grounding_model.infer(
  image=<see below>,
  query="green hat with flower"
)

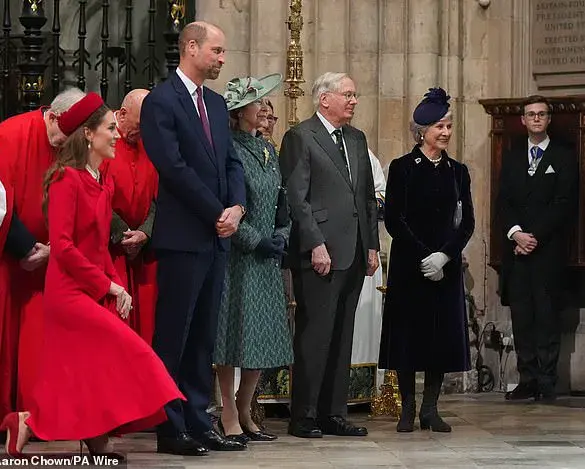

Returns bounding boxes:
[224,73,283,111]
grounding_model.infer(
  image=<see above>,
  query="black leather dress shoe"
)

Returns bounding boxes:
[218,420,250,445]
[536,385,557,404]
[241,423,278,441]
[157,432,209,456]
[505,382,538,401]
[195,429,247,451]
[288,419,323,438]
[319,416,368,436]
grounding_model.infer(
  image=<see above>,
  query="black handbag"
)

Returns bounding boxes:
[275,185,289,229]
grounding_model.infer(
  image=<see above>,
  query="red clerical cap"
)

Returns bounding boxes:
[57,92,105,136]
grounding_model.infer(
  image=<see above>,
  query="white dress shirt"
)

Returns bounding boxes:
[176,66,209,120]
[316,111,352,181]
[507,135,551,240]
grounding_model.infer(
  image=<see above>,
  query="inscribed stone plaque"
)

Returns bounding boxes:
[533,1,585,84]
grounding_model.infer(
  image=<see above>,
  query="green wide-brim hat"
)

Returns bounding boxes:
[224,73,283,111]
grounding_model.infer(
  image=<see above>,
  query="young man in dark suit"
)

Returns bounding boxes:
[140,22,246,455]
[280,72,380,438]
[498,95,578,402]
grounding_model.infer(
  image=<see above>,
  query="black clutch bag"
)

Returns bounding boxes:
[275,185,289,229]
[376,197,385,221]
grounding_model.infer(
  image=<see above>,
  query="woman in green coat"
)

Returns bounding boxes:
[214,74,293,443]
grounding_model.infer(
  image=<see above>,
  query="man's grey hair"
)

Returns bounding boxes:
[312,72,350,108]
[410,110,453,143]
[48,88,86,114]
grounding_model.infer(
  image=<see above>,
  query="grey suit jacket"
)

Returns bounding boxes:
[279,113,379,270]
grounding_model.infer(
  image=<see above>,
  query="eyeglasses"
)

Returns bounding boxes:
[524,111,550,120]
[330,91,359,101]
[267,115,278,123]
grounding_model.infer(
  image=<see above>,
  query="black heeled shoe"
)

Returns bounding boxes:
[419,412,451,433]
[81,439,126,462]
[396,400,416,433]
[240,422,278,441]
[217,420,250,445]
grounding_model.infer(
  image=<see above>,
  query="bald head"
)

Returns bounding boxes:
[118,88,150,144]
[121,88,149,111]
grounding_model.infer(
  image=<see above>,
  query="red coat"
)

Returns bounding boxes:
[0,110,54,418]
[102,137,159,344]
[26,167,182,440]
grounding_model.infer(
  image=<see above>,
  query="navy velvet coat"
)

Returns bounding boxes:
[378,146,475,372]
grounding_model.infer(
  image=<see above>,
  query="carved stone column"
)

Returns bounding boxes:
[197,0,250,92]
[348,0,378,148]
[406,0,440,116]
[378,0,408,166]
[251,0,287,137]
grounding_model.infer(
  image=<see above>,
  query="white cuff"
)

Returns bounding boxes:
[507,225,522,240]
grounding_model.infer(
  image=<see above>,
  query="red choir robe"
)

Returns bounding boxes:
[0,179,12,250]
[0,176,14,421]
[102,137,158,345]
[0,110,56,418]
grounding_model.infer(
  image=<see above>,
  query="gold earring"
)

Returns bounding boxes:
[88,141,92,149]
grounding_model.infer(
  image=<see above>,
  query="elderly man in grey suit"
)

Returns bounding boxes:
[280,72,380,438]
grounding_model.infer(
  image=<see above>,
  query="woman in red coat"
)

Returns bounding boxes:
[0,93,184,458]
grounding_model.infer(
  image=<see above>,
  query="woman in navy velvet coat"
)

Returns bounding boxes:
[378,88,475,434]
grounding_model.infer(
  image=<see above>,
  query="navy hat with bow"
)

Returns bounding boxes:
[413,87,451,125]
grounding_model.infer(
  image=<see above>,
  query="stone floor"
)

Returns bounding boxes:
[3,393,585,468]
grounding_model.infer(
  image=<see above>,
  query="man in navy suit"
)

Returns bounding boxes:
[140,21,247,455]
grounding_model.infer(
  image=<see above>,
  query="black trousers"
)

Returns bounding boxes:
[290,244,365,421]
[153,248,227,437]
[508,258,561,388]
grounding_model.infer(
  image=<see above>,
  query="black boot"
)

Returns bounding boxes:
[419,371,451,433]
[396,370,416,433]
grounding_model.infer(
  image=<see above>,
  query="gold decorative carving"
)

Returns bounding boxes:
[284,0,305,128]
[168,0,185,27]
[21,75,44,96]
[370,370,401,419]
[28,0,42,13]
[370,285,401,419]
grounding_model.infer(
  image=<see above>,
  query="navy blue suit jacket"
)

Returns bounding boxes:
[140,72,246,252]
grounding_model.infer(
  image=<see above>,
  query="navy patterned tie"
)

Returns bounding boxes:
[332,129,350,178]
[528,146,543,176]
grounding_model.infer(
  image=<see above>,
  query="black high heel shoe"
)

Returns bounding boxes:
[217,420,250,445]
[81,439,126,462]
[419,412,451,433]
[240,422,278,442]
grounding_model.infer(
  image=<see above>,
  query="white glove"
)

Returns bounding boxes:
[426,269,444,282]
[421,252,450,277]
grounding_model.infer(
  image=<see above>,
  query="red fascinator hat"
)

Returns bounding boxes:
[57,92,105,136]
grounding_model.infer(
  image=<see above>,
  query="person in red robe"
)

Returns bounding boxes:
[0,88,87,424]
[102,89,159,344]
[0,93,185,458]
[0,179,11,252]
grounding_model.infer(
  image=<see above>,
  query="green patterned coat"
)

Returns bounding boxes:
[214,131,293,369]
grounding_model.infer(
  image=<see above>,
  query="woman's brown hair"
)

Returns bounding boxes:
[42,104,110,217]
